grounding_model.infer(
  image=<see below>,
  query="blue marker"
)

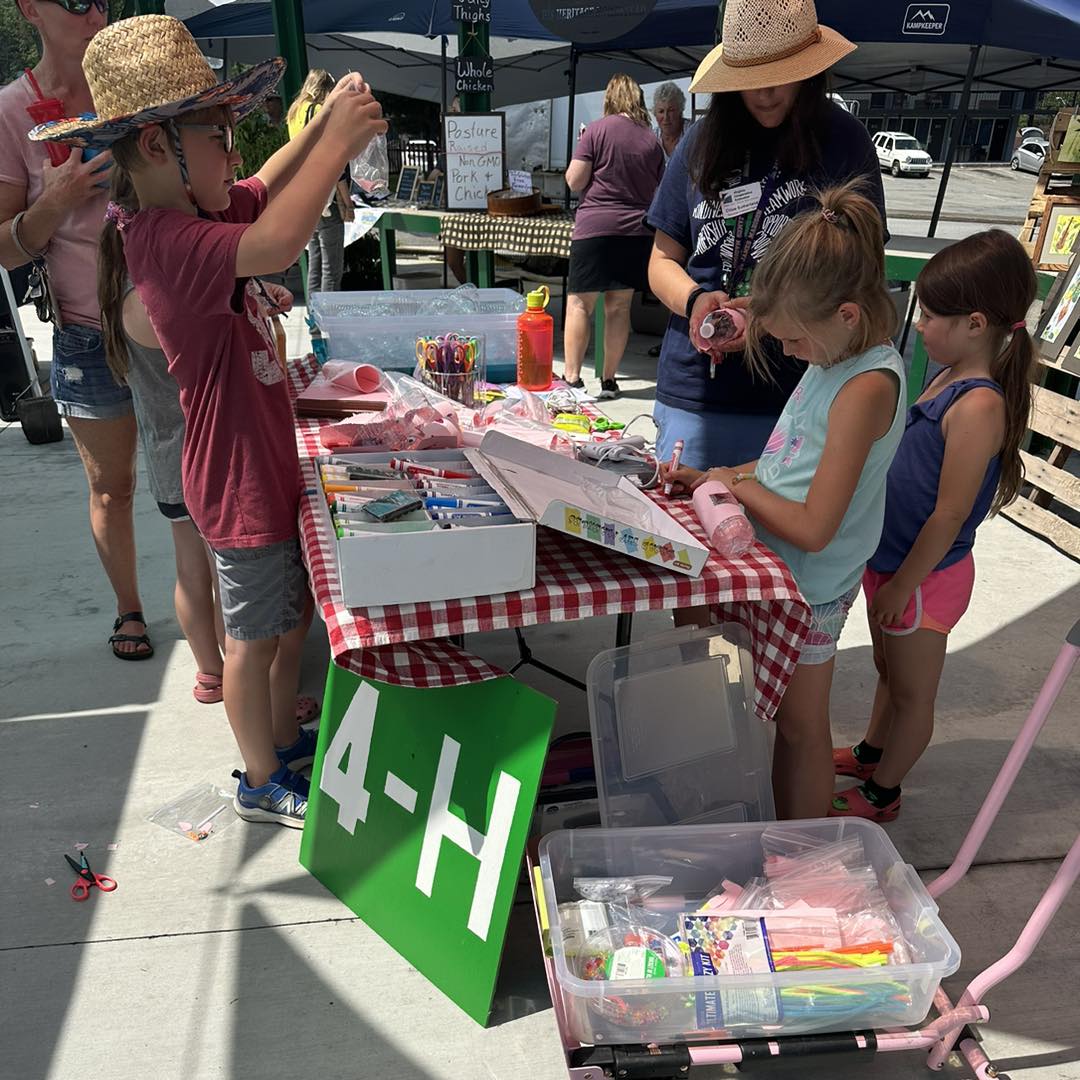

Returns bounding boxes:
[424,497,507,510]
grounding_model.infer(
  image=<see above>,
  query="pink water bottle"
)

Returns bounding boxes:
[692,479,755,558]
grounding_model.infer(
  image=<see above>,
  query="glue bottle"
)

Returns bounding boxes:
[691,479,755,558]
[516,285,553,391]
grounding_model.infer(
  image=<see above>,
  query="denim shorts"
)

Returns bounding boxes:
[211,538,310,641]
[51,323,133,420]
[799,584,860,666]
[653,400,779,471]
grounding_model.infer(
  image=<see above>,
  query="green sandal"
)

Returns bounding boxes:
[109,611,154,661]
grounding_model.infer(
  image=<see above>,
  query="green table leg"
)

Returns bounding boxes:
[378,225,397,291]
[909,332,929,404]
[478,251,494,289]
[593,296,606,381]
[465,251,480,286]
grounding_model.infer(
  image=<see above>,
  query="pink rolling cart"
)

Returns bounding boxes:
[530,620,1080,1080]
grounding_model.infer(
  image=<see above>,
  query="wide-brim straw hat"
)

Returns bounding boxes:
[691,0,856,94]
[29,15,284,149]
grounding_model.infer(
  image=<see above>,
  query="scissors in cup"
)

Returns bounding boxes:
[65,852,117,902]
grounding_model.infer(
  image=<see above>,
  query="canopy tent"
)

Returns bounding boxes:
[185,0,1080,231]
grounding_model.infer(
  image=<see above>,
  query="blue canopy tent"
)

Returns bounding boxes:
[187,0,1080,233]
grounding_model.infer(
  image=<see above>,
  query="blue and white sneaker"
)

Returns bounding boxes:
[232,766,309,828]
[274,727,319,771]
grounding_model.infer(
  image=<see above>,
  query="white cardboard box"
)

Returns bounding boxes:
[320,433,708,609]
[318,448,537,608]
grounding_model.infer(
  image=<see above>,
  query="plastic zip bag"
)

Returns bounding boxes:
[351,133,389,199]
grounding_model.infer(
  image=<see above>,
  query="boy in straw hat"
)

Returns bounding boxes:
[32,15,388,828]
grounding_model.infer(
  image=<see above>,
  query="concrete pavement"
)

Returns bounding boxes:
[2,318,1078,1079]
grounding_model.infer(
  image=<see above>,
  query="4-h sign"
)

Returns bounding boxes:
[300,665,556,1023]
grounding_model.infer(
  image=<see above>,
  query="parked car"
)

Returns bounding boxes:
[872,131,933,177]
[1011,137,1050,174]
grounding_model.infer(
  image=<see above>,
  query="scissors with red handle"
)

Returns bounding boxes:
[65,852,117,901]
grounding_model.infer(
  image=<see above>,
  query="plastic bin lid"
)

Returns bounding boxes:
[586,624,774,828]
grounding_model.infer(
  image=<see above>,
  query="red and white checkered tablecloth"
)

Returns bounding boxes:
[289,357,810,721]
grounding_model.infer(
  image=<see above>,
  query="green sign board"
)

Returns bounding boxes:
[300,663,556,1024]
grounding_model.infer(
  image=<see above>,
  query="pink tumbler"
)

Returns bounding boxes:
[692,479,755,558]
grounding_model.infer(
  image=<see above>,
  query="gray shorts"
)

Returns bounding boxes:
[211,539,309,641]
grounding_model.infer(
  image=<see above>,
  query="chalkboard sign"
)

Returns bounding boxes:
[433,175,445,208]
[396,166,419,201]
[416,180,437,208]
[455,55,495,95]
[444,113,505,211]
[528,0,656,43]
[453,0,491,23]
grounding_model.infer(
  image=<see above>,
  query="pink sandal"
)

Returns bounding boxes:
[194,672,224,704]
[833,744,877,781]
[193,675,319,725]
[830,784,901,822]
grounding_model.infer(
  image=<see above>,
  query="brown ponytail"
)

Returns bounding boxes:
[97,133,142,383]
[746,181,895,379]
[914,229,1036,514]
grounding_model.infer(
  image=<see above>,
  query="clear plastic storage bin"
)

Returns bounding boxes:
[587,625,774,828]
[539,820,961,1045]
[309,288,521,369]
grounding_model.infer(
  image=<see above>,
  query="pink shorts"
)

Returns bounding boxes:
[862,552,975,636]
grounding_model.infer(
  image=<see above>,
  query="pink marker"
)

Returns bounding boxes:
[663,438,684,497]
[387,458,473,480]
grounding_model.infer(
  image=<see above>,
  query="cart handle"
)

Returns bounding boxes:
[926,627,1078,901]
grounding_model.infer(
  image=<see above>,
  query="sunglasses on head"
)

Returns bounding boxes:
[177,123,236,153]
[42,0,108,15]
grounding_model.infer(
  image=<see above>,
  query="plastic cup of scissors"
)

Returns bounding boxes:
[65,852,118,901]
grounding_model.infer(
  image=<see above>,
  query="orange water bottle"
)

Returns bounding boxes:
[517,285,553,391]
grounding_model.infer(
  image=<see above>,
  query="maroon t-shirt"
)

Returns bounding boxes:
[571,114,664,241]
[124,178,302,549]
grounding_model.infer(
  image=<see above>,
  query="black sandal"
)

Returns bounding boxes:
[109,611,154,661]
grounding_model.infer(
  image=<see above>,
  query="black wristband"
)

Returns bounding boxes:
[684,286,706,322]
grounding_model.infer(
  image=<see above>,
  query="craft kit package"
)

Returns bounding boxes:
[318,431,709,607]
[538,820,961,1046]
[588,625,773,828]
[309,288,520,369]
[468,431,709,577]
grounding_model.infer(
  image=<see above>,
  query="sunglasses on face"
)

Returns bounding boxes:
[178,123,236,153]
[41,0,108,15]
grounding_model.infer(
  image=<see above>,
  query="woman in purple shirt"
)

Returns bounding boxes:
[563,74,664,399]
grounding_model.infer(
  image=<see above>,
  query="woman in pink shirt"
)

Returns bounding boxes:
[564,74,664,399]
[0,0,152,660]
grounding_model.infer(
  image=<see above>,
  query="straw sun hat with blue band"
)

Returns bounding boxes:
[28,14,284,149]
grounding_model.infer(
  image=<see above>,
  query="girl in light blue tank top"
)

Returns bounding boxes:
[663,184,905,819]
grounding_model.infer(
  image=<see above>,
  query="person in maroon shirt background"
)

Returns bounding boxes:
[563,74,664,399]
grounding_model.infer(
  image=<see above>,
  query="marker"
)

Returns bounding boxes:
[438,514,518,528]
[431,508,510,521]
[388,458,473,480]
[663,438,684,497]
[424,497,507,509]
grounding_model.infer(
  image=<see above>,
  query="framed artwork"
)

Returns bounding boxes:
[1034,249,1080,358]
[1034,197,1080,269]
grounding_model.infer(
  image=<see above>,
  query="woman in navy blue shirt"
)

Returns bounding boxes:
[647,0,888,469]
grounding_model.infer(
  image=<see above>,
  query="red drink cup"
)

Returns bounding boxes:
[26,97,70,165]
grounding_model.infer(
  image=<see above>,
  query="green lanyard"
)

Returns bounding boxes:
[726,159,781,297]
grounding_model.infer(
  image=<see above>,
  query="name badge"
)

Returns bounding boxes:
[722,181,763,218]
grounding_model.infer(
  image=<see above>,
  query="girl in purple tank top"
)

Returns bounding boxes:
[832,231,1038,822]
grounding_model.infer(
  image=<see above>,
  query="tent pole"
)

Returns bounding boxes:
[270,0,309,108]
[441,34,449,120]
[564,46,578,209]
[928,44,980,237]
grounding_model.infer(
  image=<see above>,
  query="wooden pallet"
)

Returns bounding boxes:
[1003,371,1080,560]
[1019,108,1080,265]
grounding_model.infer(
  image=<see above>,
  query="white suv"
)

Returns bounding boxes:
[873,131,933,177]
